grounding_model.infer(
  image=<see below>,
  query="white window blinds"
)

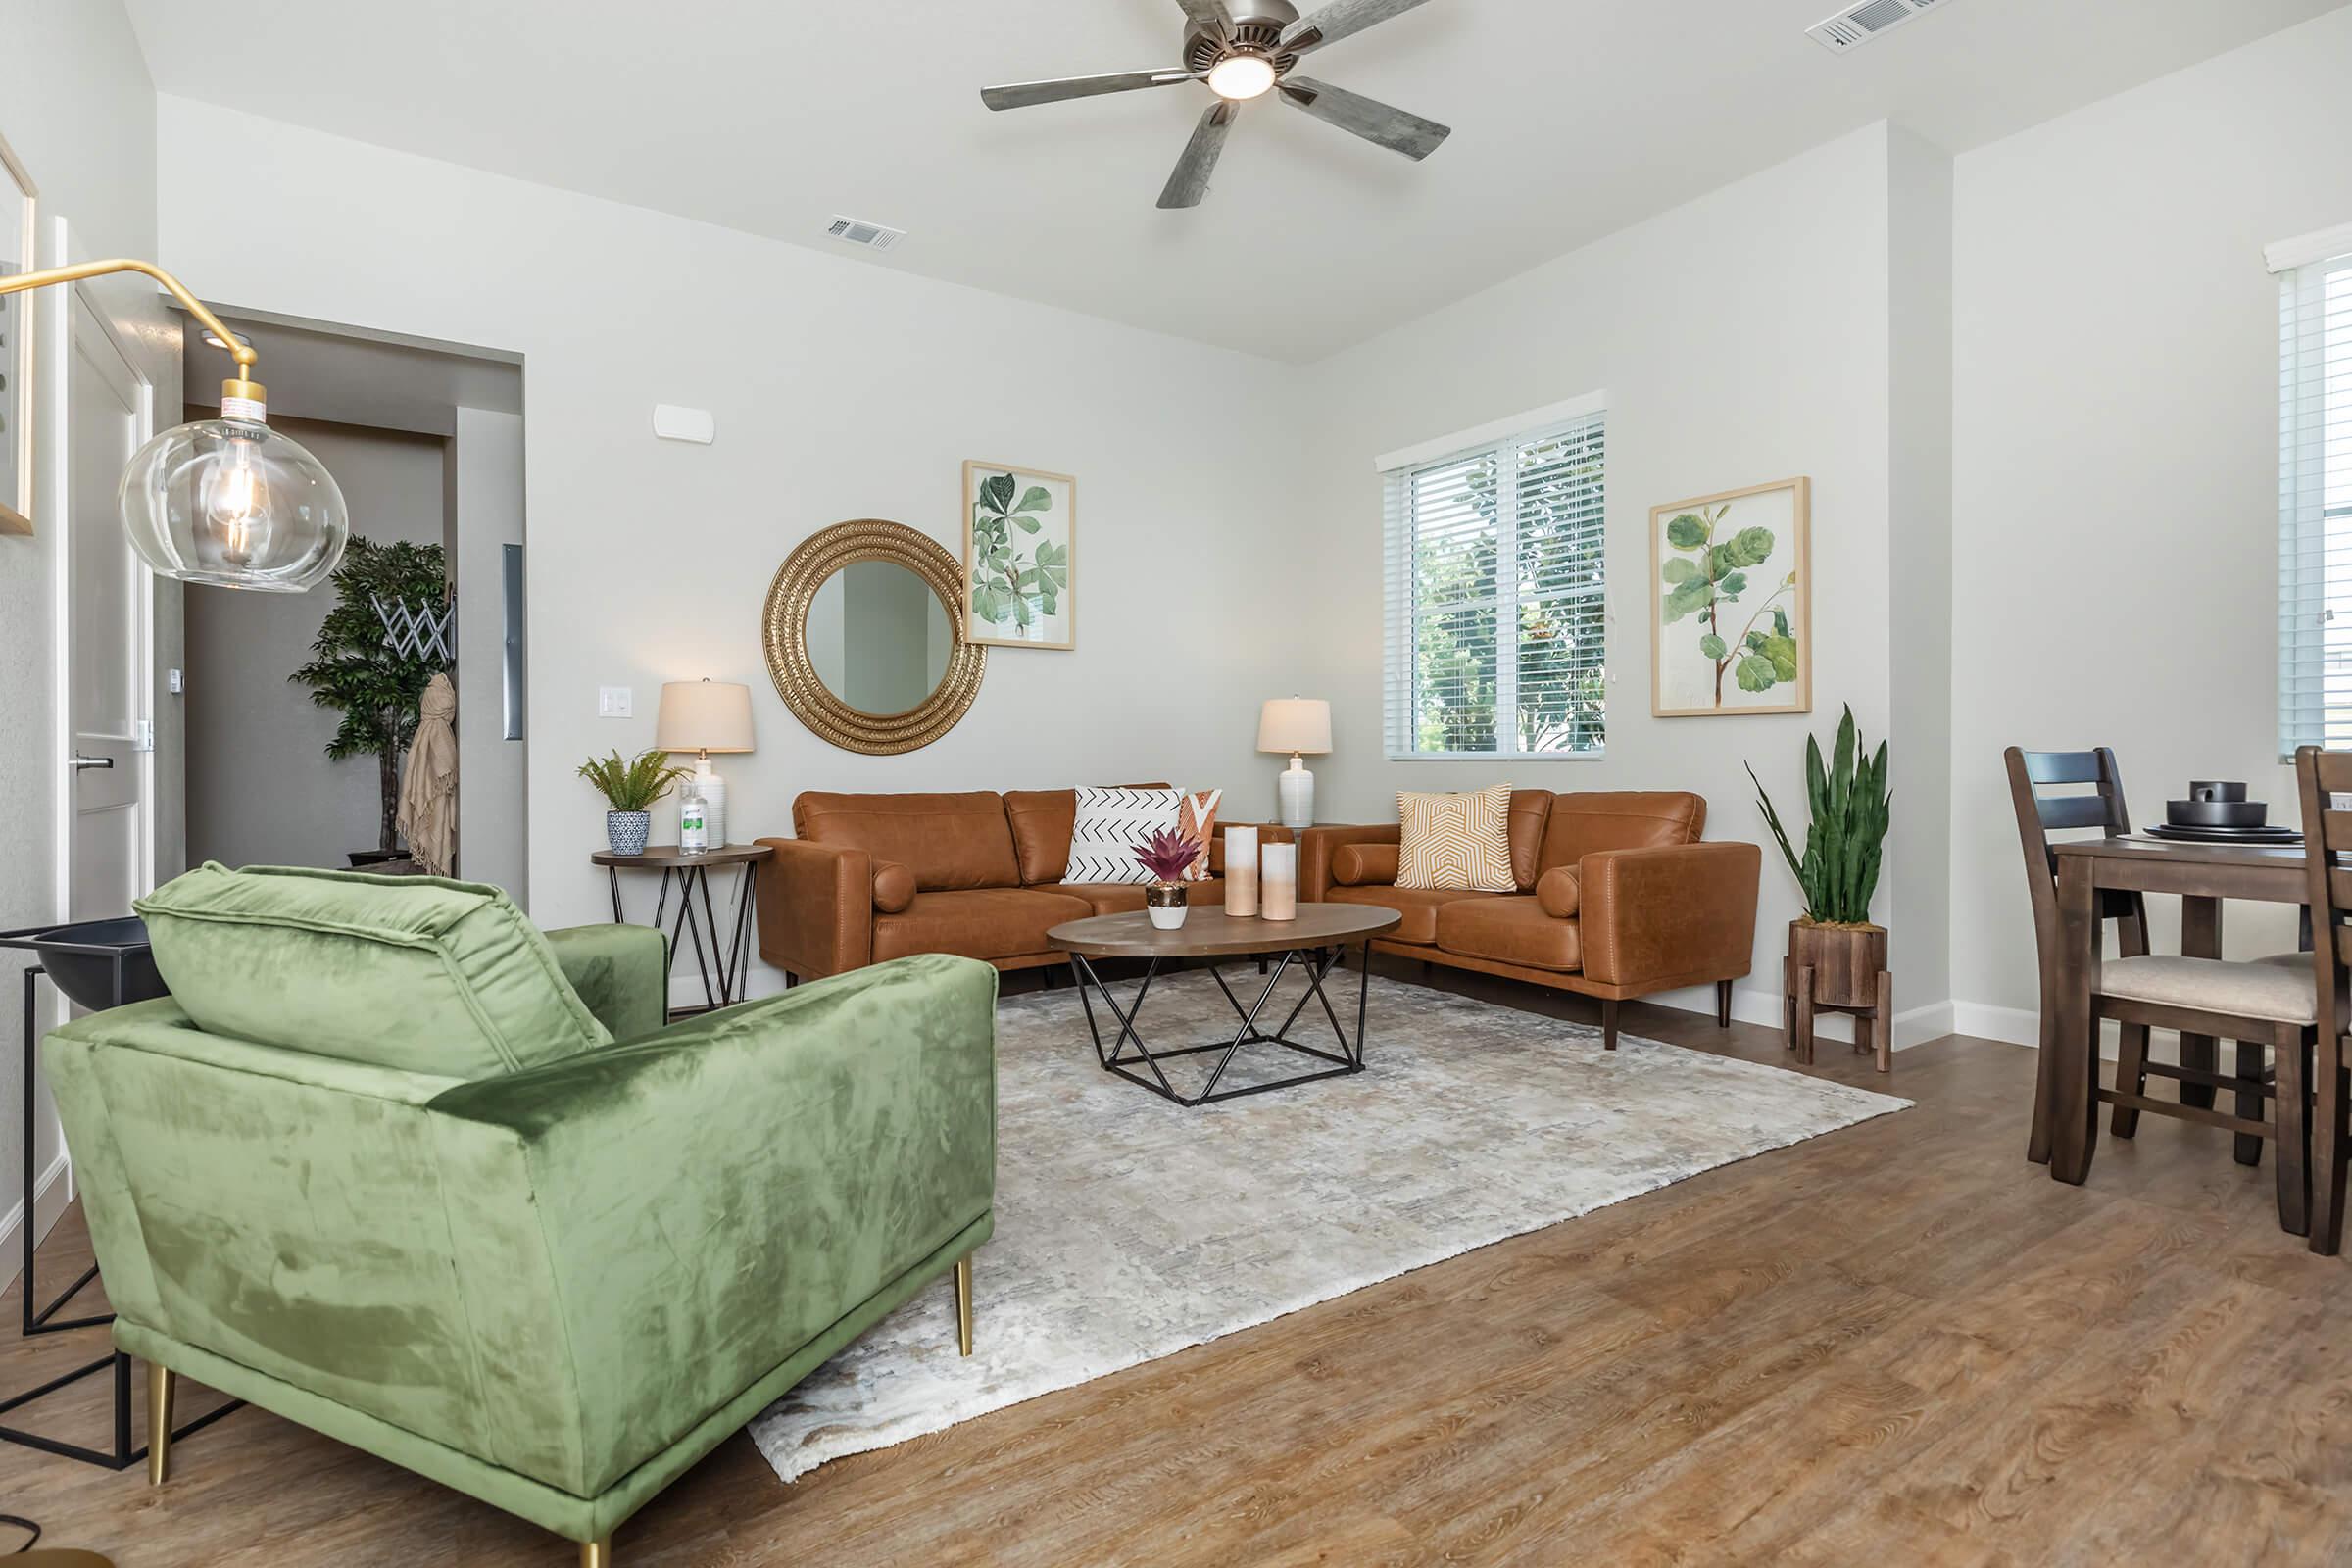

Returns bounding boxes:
[1382,403,1606,759]
[2279,245,2352,756]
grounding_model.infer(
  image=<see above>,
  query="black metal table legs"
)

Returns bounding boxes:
[1070,944,1373,1106]
[3,964,238,1469]
[605,860,760,1017]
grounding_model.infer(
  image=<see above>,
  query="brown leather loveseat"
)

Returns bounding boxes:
[754,787,1280,983]
[1298,790,1759,1049]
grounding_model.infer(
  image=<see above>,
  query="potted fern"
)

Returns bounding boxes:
[1747,706,1892,1020]
[578,749,691,856]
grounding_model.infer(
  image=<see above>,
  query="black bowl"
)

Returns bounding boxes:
[2167,799,2268,829]
[30,917,168,1010]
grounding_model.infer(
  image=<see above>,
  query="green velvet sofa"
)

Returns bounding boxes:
[40,863,999,1566]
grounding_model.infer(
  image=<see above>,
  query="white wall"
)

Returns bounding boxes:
[0,0,174,1289]
[185,417,449,869]
[1290,124,1944,1036]
[155,95,1308,970]
[1948,6,2352,1041]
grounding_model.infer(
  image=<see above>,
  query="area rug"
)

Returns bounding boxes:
[748,969,1909,1482]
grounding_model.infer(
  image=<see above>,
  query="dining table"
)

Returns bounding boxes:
[2040,834,2313,1189]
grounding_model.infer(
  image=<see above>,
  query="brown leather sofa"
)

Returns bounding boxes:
[754,787,1286,982]
[1298,790,1759,1049]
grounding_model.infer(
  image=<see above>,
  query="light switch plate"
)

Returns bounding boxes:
[599,686,633,718]
[652,404,715,444]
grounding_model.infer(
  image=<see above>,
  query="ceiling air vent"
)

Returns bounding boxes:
[1807,0,1947,52]
[824,215,905,252]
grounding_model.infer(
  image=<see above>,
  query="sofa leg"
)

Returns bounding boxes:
[1716,979,1733,1027]
[581,1537,612,1568]
[148,1361,175,1486]
[1601,999,1618,1052]
[783,971,798,990]
[955,1254,975,1356]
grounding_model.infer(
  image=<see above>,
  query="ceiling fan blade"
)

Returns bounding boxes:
[1158,100,1239,210]
[1280,0,1439,54]
[1174,0,1235,38]
[1279,75,1449,160]
[981,69,1194,111]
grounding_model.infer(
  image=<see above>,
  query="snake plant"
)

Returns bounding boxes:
[1746,706,1891,926]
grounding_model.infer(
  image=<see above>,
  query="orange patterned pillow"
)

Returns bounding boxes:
[1396,784,1515,891]
[1178,789,1222,882]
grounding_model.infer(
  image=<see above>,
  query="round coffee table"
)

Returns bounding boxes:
[1047,903,1402,1106]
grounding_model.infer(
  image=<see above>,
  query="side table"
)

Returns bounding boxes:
[593,843,772,1015]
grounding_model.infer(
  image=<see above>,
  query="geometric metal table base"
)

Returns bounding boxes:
[1070,943,1373,1106]
[601,857,760,1017]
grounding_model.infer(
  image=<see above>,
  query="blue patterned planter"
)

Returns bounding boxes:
[606,810,652,857]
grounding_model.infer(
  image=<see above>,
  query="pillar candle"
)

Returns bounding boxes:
[1261,841,1298,921]
[1224,825,1259,916]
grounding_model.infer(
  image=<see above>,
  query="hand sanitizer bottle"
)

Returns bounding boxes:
[679,785,709,854]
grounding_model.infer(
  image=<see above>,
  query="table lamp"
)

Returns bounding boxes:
[656,679,755,848]
[1258,697,1331,830]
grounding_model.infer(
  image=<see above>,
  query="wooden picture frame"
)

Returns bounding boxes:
[1649,476,1811,717]
[962,459,1075,651]
[0,130,36,537]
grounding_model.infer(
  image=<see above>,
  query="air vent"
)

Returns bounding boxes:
[824,215,906,252]
[1807,0,1947,52]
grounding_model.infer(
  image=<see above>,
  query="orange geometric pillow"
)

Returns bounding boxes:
[1396,783,1515,892]
[1178,789,1221,882]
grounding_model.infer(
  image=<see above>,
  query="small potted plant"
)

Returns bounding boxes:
[577,749,692,856]
[1135,827,1204,930]
[1747,705,1892,1027]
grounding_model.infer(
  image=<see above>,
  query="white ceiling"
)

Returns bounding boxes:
[124,0,2343,363]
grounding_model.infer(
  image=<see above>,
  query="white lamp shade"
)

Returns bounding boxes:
[655,680,756,753]
[1256,698,1332,756]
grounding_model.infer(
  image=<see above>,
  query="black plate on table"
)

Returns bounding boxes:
[2141,822,2303,845]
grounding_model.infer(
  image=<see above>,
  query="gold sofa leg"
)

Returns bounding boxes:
[955,1254,974,1356]
[148,1361,176,1486]
[580,1537,612,1567]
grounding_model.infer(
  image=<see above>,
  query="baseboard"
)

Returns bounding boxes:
[1948,1000,2210,1064]
[0,1150,73,1296]
[1654,982,1952,1054]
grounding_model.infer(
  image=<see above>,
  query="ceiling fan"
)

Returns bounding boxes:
[980,0,1449,209]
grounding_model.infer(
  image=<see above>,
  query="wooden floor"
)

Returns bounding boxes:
[8,960,2351,1566]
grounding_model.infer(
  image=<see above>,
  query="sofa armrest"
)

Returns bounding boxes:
[754,836,873,979]
[1298,824,1400,903]
[427,953,997,1500]
[543,923,668,1041]
[1578,841,1761,988]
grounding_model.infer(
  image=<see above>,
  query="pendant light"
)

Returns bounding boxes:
[0,259,348,592]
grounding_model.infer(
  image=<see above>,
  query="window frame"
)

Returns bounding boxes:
[1379,393,1609,762]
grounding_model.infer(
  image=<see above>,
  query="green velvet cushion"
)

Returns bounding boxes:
[136,861,610,1078]
[543,923,669,1041]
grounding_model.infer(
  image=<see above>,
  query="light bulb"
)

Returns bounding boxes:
[120,398,348,592]
[1207,54,1277,100]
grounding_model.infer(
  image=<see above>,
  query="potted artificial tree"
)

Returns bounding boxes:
[1747,707,1893,1066]
[290,536,451,868]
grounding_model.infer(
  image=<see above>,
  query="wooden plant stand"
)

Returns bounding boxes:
[1783,920,1892,1074]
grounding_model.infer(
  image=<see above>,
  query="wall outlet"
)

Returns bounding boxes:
[598,686,633,718]
[167,667,183,694]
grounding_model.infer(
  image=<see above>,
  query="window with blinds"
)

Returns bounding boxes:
[2278,242,2352,756]
[1382,403,1606,760]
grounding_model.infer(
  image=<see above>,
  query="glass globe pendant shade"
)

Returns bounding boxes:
[119,411,349,592]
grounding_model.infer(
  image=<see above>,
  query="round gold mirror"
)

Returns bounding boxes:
[762,520,986,754]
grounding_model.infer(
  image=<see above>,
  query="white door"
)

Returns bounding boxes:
[62,287,152,919]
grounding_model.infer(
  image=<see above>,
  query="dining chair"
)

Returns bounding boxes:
[2294,746,2352,1254]
[2007,746,2314,1233]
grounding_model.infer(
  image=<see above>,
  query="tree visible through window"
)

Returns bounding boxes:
[1384,408,1606,759]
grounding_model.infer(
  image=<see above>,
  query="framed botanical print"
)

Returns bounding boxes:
[962,460,1074,650]
[1650,476,1811,716]
[0,131,34,537]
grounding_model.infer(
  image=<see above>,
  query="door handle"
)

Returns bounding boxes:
[69,754,115,770]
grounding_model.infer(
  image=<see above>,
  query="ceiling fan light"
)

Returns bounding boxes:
[1206,54,1277,100]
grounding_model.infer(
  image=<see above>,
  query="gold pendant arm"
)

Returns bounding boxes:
[0,257,258,376]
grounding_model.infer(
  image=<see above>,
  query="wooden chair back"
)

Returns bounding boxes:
[2296,748,2352,1041]
[2003,747,2145,981]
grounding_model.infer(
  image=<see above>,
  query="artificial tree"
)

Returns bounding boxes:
[290,536,451,855]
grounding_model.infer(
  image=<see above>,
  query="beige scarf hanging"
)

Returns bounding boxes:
[397,671,460,877]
